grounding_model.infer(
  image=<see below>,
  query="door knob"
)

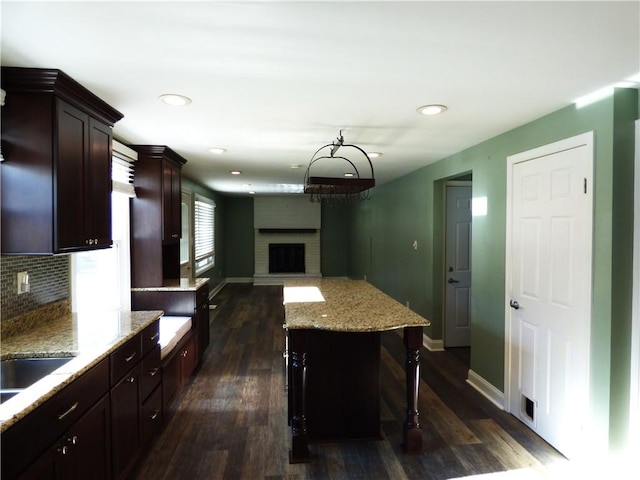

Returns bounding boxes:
[447,278,459,284]
[509,299,520,310]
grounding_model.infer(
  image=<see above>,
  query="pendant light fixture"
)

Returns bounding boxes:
[303,130,376,203]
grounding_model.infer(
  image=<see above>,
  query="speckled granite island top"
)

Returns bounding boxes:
[0,309,163,432]
[131,277,209,292]
[284,278,430,332]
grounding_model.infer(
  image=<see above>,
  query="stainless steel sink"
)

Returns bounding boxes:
[0,357,72,402]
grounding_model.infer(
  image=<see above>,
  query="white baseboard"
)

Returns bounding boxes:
[466,369,505,410]
[423,334,445,351]
[208,280,228,300]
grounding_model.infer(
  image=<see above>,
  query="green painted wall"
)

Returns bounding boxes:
[321,204,350,277]
[348,88,639,452]
[224,197,255,278]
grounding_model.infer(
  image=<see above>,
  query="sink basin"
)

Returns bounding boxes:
[0,357,72,402]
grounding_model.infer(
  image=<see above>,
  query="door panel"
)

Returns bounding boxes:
[445,184,472,347]
[507,134,592,459]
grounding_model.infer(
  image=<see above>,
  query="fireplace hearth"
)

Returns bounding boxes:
[269,243,305,274]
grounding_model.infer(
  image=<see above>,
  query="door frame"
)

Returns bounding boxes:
[504,132,594,429]
[443,180,472,347]
[630,120,640,450]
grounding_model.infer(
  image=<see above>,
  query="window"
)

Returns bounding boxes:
[194,194,215,274]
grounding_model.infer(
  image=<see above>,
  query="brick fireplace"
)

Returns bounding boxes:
[253,197,321,285]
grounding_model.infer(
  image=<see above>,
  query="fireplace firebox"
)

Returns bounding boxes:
[269,243,305,274]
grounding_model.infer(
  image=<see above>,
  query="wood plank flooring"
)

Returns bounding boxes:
[131,284,567,480]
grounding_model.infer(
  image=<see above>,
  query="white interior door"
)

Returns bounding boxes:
[445,183,472,347]
[506,132,593,460]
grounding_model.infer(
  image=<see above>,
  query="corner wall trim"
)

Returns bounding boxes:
[467,369,505,410]
[423,334,444,352]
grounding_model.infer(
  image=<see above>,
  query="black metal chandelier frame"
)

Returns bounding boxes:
[303,131,376,203]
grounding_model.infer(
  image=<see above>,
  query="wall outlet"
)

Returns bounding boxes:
[17,271,30,294]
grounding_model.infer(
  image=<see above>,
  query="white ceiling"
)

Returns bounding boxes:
[1,1,639,196]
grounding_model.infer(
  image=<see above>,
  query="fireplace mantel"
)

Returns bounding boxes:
[258,228,317,234]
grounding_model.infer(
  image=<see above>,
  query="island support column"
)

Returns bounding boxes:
[403,326,423,454]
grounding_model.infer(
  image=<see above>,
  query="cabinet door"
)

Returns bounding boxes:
[17,446,58,480]
[69,394,111,480]
[18,395,111,480]
[162,160,181,242]
[196,298,210,362]
[85,117,112,248]
[110,364,141,480]
[180,333,198,384]
[55,99,88,252]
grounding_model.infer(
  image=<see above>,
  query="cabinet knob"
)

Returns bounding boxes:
[126,376,136,383]
[150,409,160,420]
[67,435,78,445]
[60,445,69,456]
[171,233,178,238]
[149,367,160,377]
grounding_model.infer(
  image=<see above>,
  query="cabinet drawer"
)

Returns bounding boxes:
[141,345,161,400]
[110,334,141,386]
[1,358,109,480]
[140,385,163,447]
[141,320,160,357]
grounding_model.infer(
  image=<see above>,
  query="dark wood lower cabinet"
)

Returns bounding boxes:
[162,331,197,411]
[19,394,111,480]
[111,364,142,480]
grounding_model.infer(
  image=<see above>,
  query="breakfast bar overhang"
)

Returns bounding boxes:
[283,279,430,463]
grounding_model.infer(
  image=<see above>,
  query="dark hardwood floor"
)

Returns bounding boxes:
[132,284,567,480]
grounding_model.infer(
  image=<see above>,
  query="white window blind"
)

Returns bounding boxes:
[112,140,137,197]
[194,194,215,273]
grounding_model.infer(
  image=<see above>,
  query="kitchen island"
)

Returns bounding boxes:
[284,278,430,463]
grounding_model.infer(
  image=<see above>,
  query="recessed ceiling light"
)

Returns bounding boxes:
[242,183,251,187]
[417,104,447,116]
[344,172,355,177]
[368,152,382,159]
[230,170,242,175]
[208,147,227,154]
[290,164,303,169]
[158,94,192,106]
[249,191,256,195]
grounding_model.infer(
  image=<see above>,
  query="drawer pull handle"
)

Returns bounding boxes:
[150,332,160,341]
[124,352,137,362]
[60,445,69,455]
[57,402,79,420]
[149,367,160,377]
[67,435,78,445]
[150,409,160,420]
[126,376,136,383]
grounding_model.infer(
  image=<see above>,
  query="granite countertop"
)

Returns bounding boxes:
[130,277,209,292]
[0,309,163,432]
[283,278,430,332]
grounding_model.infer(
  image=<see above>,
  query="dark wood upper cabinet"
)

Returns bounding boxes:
[0,67,123,255]
[129,145,186,287]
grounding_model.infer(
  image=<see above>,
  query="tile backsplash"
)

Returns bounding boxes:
[1,255,70,320]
